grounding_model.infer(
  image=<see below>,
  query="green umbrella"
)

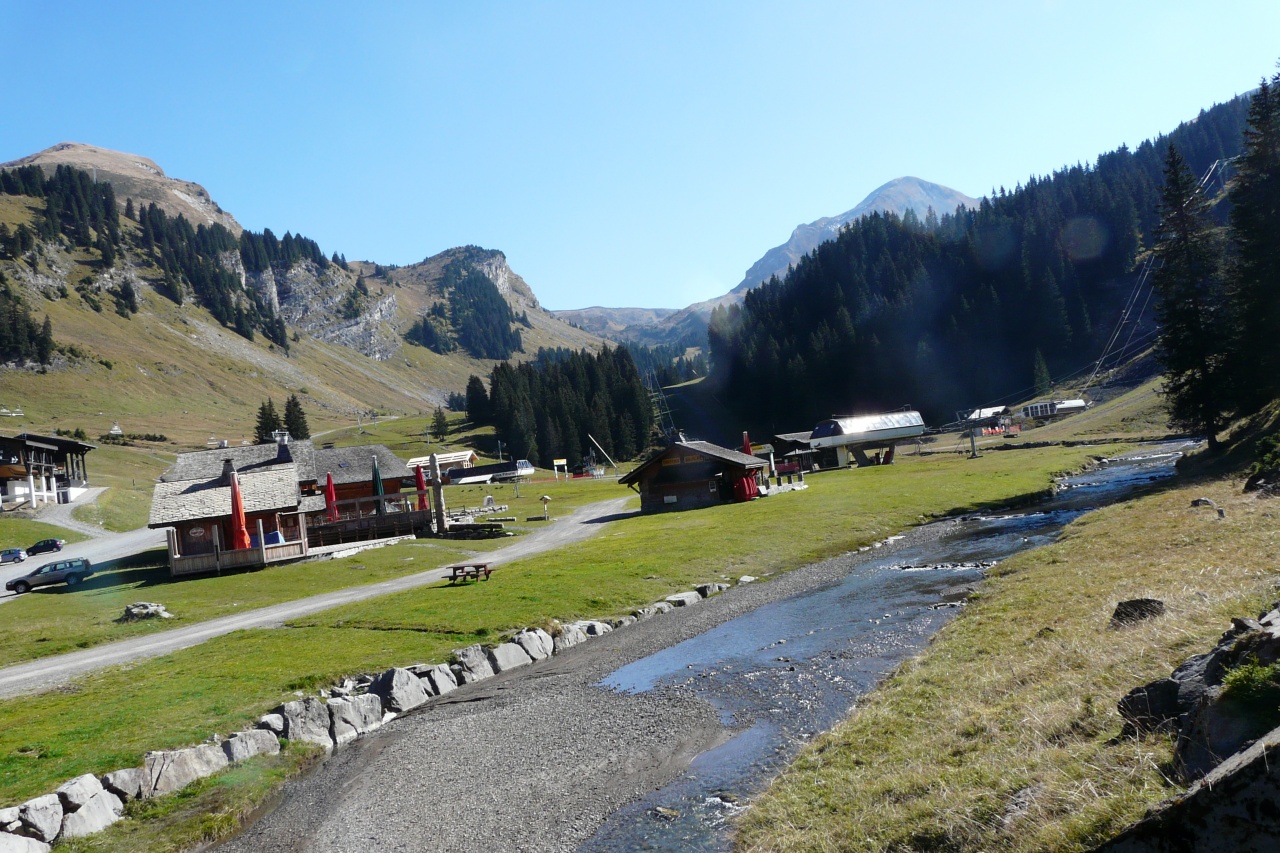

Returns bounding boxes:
[371,454,385,516]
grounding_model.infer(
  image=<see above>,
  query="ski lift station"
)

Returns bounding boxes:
[808,410,926,467]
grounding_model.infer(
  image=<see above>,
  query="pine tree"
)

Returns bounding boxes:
[1152,144,1230,449]
[431,407,449,442]
[283,394,310,439]
[465,375,489,422]
[254,399,282,443]
[1032,349,1051,396]
[1225,73,1280,412]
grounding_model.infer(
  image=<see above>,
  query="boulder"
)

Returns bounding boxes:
[610,616,637,629]
[277,697,334,750]
[370,667,430,713]
[652,601,674,614]
[487,642,533,674]
[223,729,281,763]
[424,664,457,695]
[512,628,554,661]
[738,575,757,585]
[453,645,495,681]
[0,833,50,853]
[328,695,384,746]
[144,742,230,798]
[580,620,612,636]
[256,713,285,736]
[58,790,123,840]
[696,582,730,597]
[665,592,702,607]
[1118,677,1181,734]
[0,807,19,833]
[553,622,588,653]
[115,602,174,623]
[16,795,61,843]
[1094,724,1280,851]
[101,767,145,802]
[55,774,103,811]
[1110,598,1165,628]
[632,605,660,620]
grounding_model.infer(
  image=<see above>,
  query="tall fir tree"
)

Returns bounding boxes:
[1225,72,1280,412]
[464,375,489,423]
[1152,144,1230,449]
[283,394,310,439]
[254,399,282,443]
[431,407,449,442]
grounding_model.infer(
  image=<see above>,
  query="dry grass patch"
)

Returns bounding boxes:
[738,472,1279,853]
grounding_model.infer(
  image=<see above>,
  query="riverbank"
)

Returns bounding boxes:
[737,460,1277,852]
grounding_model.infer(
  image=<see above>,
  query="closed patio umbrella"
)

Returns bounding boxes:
[229,472,251,549]
[324,472,339,523]
[371,454,385,516]
[414,464,429,512]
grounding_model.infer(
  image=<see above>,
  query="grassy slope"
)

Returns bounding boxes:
[0,443,1098,807]
[737,428,1277,852]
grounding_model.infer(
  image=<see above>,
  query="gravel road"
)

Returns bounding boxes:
[214,525,940,853]
[0,497,632,699]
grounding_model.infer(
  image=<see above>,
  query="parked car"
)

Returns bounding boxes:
[0,548,26,565]
[5,557,93,594]
[26,538,65,556]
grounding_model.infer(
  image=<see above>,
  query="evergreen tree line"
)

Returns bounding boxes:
[239,228,329,274]
[0,276,53,365]
[133,202,290,349]
[623,342,706,387]
[253,395,311,443]
[464,346,654,467]
[1152,72,1280,448]
[707,94,1252,428]
[406,256,524,360]
[0,164,122,262]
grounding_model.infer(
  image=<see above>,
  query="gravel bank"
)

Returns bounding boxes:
[214,523,948,853]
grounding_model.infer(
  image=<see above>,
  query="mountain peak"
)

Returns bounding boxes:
[1,142,241,234]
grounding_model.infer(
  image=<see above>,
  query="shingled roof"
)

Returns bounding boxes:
[148,466,301,527]
[313,444,411,485]
[619,440,765,485]
[159,440,316,483]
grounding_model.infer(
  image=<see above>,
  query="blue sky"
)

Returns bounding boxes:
[4,2,1278,310]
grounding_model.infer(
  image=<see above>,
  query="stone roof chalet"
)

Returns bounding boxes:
[160,440,316,484]
[314,444,411,485]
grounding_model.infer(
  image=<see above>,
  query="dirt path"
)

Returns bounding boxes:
[30,487,110,538]
[0,497,633,699]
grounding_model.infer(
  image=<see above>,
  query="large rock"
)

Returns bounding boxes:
[1118,677,1181,734]
[277,697,334,750]
[100,767,145,802]
[144,742,230,798]
[1094,724,1280,851]
[610,615,637,629]
[578,620,612,636]
[697,582,730,597]
[223,729,281,763]
[16,795,61,843]
[424,664,457,695]
[256,713,285,736]
[553,622,588,653]
[453,645,495,681]
[1109,598,1165,629]
[487,642,533,673]
[0,833,50,853]
[58,789,123,840]
[0,807,19,834]
[370,667,430,713]
[328,695,384,746]
[665,592,702,607]
[512,628,554,661]
[115,602,174,623]
[55,774,103,811]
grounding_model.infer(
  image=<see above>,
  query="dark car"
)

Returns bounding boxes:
[26,538,65,556]
[5,557,93,594]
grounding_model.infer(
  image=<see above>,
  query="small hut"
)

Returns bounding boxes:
[620,440,766,512]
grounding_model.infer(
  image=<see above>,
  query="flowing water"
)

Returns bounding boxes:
[583,443,1191,852]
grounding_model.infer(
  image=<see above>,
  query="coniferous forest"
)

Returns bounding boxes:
[406,250,524,360]
[465,346,654,467]
[708,94,1251,429]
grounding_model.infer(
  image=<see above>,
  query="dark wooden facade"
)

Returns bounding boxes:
[620,440,766,512]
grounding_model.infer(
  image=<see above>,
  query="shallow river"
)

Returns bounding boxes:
[583,443,1190,852]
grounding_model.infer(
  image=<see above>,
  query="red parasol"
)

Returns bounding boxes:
[324,472,339,523]
[229,471,251,550]
[414,464,429,512]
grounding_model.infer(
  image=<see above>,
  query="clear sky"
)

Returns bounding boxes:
[3,2,1277,311]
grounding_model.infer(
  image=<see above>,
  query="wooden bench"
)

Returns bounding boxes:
[447,562,495,583]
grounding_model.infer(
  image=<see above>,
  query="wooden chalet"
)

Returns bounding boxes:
[0,433,96,508]
[149,437,430,576]
[619,440,766,512]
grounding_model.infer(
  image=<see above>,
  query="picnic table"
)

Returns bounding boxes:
[446,561,495,583]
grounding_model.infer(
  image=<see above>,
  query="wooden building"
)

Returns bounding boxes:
[149,437,425,575]
[619,440,766,512]
[0,433,96,508]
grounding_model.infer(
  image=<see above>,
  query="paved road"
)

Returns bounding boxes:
[0,490,168,601]
[0,497,633,699]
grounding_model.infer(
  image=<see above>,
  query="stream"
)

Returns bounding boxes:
[583,442,1192,852]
